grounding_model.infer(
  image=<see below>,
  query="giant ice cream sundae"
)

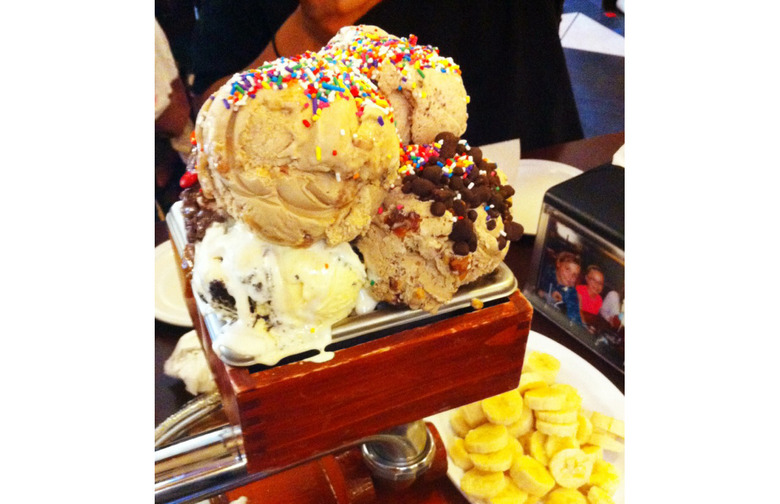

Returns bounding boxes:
[177,26,524,366]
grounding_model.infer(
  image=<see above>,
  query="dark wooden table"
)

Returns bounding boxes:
[155,131,624,503]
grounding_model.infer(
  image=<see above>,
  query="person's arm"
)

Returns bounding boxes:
[193,1,382,111]
[156,76,191,138]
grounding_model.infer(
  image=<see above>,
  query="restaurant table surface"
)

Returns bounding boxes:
[154,131,625,503]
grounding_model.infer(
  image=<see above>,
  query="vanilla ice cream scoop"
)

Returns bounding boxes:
[194,51,400,248]
[192,220,371,366]
[323,25,469,145]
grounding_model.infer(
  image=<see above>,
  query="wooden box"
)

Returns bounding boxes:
[193,290,532,475]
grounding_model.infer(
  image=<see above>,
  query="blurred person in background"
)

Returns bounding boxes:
[156,18,194,214]
[187,0,583,150]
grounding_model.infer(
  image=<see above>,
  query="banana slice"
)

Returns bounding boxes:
[536,408,578,424]
[536,419,579,437]
[449,437,474,471]
[450,409,472,438]
[544,435,580,459]
[487,476,530,504]
[461,401,488,428]
[507,402,535,437]
[590,412,624,438]
[465,423,509,454]
[548,448,596,489]
[581,444,603,461]
[469,439,516,472]
[575,412,594,445]
[524,386,567,411]
[587,431,624,453]
[550,383,583,410]
[507,436,524,461]
[586,485,615,504]
[517,371,548,394]
[509,455,555,497]
[524,351,561,383]
[546,487,588,504]
[588,459,620,495]
[482,389,524,425]
[460,468,508,499]
[528,430,549,466]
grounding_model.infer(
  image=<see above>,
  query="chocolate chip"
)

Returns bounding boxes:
[487,219,497,231]
[467,209,478,221]
[421,165,442,182]
[449,218,473,243]
[453,241,470,256]
[489,194,506,213]
[430,201,446,216]
[505,221,524,241]
[432,187,453,202]
[468,147,483,164]
[449,176,465,191]
[411,177,436,198]
[472,185,491,205]
[452,199,467,217]
[435,132,459,159]
[500,185,515,199]
[468,235,477,252]
[497,236,507,250]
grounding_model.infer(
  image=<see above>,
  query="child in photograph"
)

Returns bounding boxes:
[576,265,605,332]
[537,251,583,325]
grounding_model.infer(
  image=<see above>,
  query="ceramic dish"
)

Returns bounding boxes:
[505,160,581,235]
[155,240,192,327]
[426,331,624,503]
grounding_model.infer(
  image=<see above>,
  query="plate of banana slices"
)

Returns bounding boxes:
[426,331,624,503]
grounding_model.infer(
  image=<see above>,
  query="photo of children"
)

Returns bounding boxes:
[526,214,624,371]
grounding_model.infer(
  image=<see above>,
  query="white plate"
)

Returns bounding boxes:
[155,240,192,327]
[505,159,582,235]
[426,331,624,503]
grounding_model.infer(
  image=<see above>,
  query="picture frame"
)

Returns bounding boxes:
[522,167,625,373]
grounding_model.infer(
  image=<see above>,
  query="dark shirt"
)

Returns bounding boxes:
[538,264,583,325]
[189,0,583,150]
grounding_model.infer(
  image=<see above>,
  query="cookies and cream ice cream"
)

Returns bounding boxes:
[193,50,401,248]
[322,25,468,145]
[192,219,376,366]
[356,132,523,313]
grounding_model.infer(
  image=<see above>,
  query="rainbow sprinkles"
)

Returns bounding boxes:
[216,50,394,130]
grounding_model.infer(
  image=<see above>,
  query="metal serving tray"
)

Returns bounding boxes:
[166,201,518,368]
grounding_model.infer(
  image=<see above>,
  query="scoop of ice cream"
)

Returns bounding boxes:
[194,50,400,247]
[163,330,217,396]
[192,219,370,366]
[323,25,468,145]
[356,133,523,313]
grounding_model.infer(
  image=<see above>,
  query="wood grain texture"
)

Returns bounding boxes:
[197,291,531,474]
